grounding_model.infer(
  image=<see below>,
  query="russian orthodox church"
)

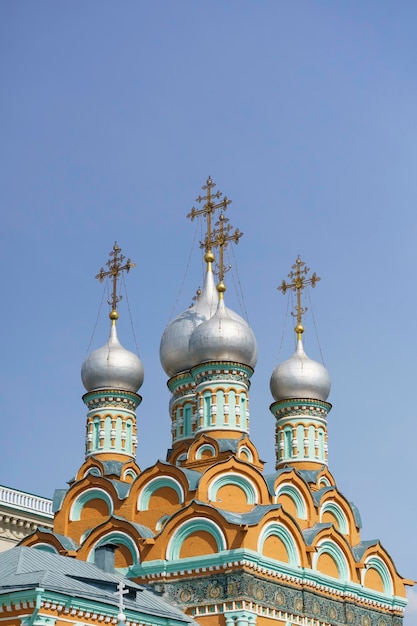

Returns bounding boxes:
[17,178,411,626]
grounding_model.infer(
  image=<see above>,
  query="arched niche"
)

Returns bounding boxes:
[313,539,350,581]
[208,473,258,508]
[88,531,139,572]
[258,522,300,567]
[137,476,184,511]
[275,483,307,520]
[362,556,393,596]
[70,488,113,521]
[167,517,226,560]
[320,501,349,534]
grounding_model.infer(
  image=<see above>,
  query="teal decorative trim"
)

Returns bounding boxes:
[363,556,393,596]
[138,476,184,511]
[191,362,253,381]
[208,473,258,505]
[318,476,331,487]
[320,501,349,534]
[123,468,137,481]
[33,543,58,554]
[156,515,170,531]
[70,488,113,521]
[128,547,404,606]
[87,530,140,568]
[167,517,227,560]
[83,467,102,477]
[257,522,300,566]
[275,483,307,519]
[238,446,253,462]
[154,570,405,624]
[225,609,257,626]
[313,539,350,581]
[270,397,331,415]
[196,444,216,459]
[83,389,141,411]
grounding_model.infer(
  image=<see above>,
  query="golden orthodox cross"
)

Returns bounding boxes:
[206,213,243,293]
[95,243,136,318]
[277,256,320,338]
[187,176,231,254]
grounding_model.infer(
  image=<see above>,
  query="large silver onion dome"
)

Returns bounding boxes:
[160,266,218,377]
[82,321,144,393]
[270,338,330,402]
[189,298,258,368]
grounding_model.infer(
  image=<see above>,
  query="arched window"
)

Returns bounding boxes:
[284,428,292,458]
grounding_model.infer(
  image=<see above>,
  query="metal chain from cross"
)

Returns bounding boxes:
[277,256,320,337]
[187,176,232,255]
[95,243,136,318]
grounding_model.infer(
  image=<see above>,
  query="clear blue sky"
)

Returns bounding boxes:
[1,2,416,621]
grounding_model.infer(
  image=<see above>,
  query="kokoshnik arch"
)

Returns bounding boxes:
[19,178,412,626]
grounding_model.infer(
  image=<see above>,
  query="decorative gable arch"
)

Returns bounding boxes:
[258,521,300,566]
[87,530,140,571]
[362,555,394,596]
[275,483,307,520]
[208,472,258,505]
[167,517,227,560]
[313,538,351,581]
[320,501,349,534]
[137,476,185,511]
[70,488,114,521]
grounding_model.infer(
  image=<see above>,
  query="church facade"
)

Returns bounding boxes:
[19,179,411,626]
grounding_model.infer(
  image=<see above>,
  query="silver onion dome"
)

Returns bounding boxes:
[270,338,330,402]
[189,298,258,369]
[160,266,218,377]
[81,322,144,393]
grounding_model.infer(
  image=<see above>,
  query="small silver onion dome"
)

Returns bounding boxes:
[189,297,258,368]
[160,265,218,377]
[270,337,330,402]
[81,321,144,393]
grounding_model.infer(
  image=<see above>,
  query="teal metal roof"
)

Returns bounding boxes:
[311,485,335,506]
[297,468,323,484]
[352,540,380,562]
[18,526,79,551]
[108,479,131,500]
[101,460,126,477]
[349,500,362,528]
[0,547,196,624]
[180,467,202,490]
[303,523,333,545]
[52,488,67,512]
[193,500,282,526]
[111,516,155,538]
[264,468,296,494]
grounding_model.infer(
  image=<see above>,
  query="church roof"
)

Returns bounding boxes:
[0,546,196,623]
